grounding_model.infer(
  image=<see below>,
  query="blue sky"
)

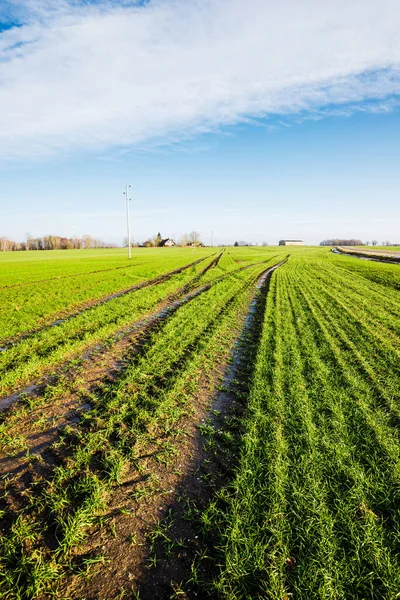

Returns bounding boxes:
[1,0,400,245]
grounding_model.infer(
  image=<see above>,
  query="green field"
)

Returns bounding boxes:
[0,247,399,599]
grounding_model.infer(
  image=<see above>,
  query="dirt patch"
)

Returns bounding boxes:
[62,375,222,599]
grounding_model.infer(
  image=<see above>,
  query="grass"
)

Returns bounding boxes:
[0,255,212,395]
[0,249,283,598]
[1,246,399,598]
[0,249,284,397]
[0,248,213,342]
[208,250,400,599]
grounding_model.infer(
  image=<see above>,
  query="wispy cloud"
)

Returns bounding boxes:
[0,0,399,159]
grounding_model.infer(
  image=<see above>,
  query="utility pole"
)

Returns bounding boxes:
[211,230,214,247]
[124,184,132,259]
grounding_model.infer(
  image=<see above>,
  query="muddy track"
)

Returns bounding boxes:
[0,260,280,464]
[132,259,286,600]
[169,250,224,298]
[0,283,215,492]
[199,248,224,274]
[209,254,283,286]
[149,260,286,405]
[1,262,262,504]
[0,254,213,349]
[65,259,287,600]
[124,267,260,406]
[0,255,256,408]
[0,263,258,490]
[0,283,212,414]
[186,250,224,286]
[334,247,400,265]
[166,251,267,305]
[0,259,286,600]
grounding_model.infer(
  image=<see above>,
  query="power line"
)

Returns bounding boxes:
[124,184,132,259]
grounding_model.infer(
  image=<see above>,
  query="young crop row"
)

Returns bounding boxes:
[0,259,272,599]
[0,251,285,399]
[209,252,400,599]
[0,248,213,287]
[330,250,400,291]
[0,256,213,396]
[0,250,213,342]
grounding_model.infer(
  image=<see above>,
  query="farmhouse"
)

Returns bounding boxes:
[279,239,304,246]
[160,238,176,247]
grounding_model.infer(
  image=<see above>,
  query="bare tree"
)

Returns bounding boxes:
[1,233,114,251]
[320,239,363,247]
[189,231,201,247]
[179,233,190,247]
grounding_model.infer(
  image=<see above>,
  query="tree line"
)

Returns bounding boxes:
[0,231,204,251]
[0,234,116,251]
[320,239,400,247]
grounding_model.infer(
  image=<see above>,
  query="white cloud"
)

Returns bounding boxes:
[0,0,399,159]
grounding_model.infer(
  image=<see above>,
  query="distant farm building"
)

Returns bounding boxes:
[160,238,176,247]
[279,239,304,246]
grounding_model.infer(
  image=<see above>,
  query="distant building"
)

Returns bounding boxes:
[160,238,176,247]
[279,239,304,246]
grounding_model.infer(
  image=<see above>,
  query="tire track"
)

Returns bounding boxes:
[78,261,287,600]
[0,260,282,421]
[0,261,270,486]
[0,259,285,600]
[3,257,274,408]
[0,256,268,413]
[0,283,212,413]
[0,254,213,350]
[334,247,400,265]
[0,284,215,488]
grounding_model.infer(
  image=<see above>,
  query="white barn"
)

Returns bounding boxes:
[279,239,304,246]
